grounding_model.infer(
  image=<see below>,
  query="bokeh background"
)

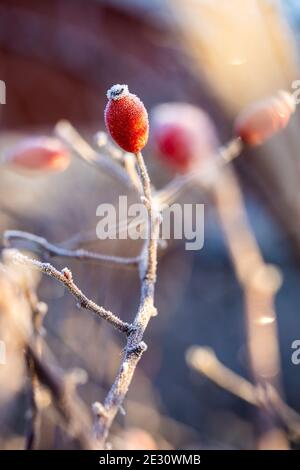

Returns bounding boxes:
[1,0,300,450]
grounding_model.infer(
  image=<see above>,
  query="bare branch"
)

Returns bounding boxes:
[26,341,95,450]
[187,346,300,441]
[93,131,124,161]
[54,120,133,189]
[123,153,142,193]
[5,250,131,336]
[211,166,287,448]
[156,137,243,207]
[187,346,260,406]
[0,259,94,449]
[24,287,47,450]
[4,230,140,268]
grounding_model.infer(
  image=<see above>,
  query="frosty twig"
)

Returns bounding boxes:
[4,230,140,268]
[6,250,131,336]
[92,150,160,446]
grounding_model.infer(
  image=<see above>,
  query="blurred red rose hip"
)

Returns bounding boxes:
[4,136,70,172]
[104,84,149,153]
[151,103,219,172]
[234,90,296,146]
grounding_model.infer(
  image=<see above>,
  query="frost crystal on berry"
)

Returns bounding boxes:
[106,84,129,101]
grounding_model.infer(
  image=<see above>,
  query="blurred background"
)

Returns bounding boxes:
[1,0,300,450]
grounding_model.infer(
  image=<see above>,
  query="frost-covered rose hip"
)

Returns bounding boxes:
[151,103,219,172]
[104,84,149,153]
[3,136,70,172]
[234,90,296,146]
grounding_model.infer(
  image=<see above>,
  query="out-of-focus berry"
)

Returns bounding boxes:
[151,103,219,172]
[4,136,70,172]
[234,90,296,146]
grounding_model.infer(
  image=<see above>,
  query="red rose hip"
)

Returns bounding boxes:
[234,90,296,146]
[151,103,219,172]
[3,136,70,172]
[104,84,149,153]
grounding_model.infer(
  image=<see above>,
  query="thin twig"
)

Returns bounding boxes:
[93,131,142,191]
[5,250,131,335]
[209,163,288,448]
[123,153,142,193]
[24,287,47,450]
[187,346,300,442]
[26,341,95,450]
[4,230,140,268]
[93,131,124,161]
[156,137,243,207]
[92,150,160,446]
[0,259,94,449]
[187,347,263,406]
[54,120,133,189]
